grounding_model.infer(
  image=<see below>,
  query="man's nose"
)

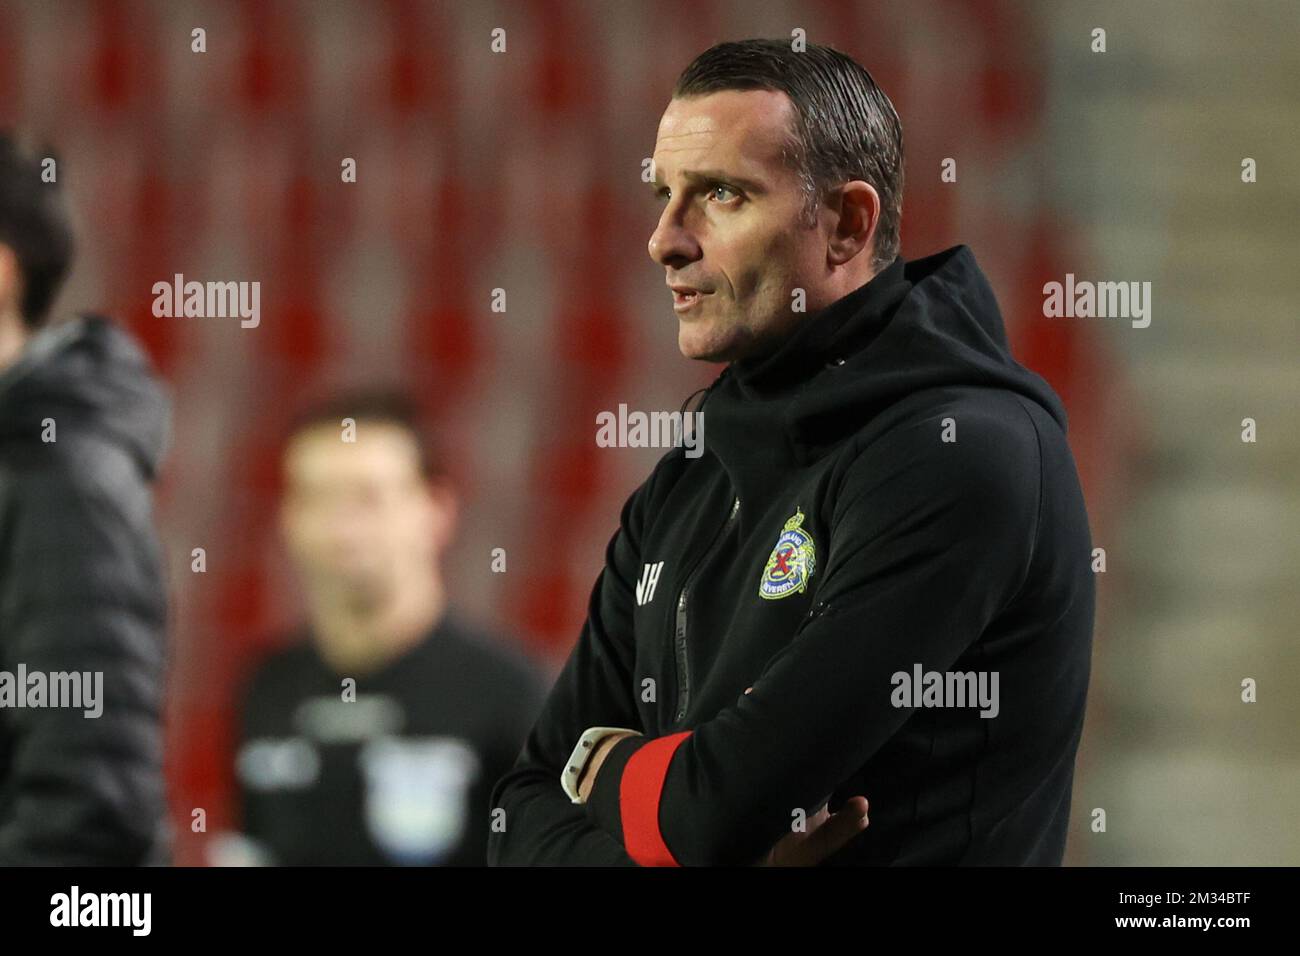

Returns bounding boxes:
[647,208,700,268]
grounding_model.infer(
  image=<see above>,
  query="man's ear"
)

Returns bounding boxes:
[425,478,459,557]
[826,181,880,268]
[0,244,21,312]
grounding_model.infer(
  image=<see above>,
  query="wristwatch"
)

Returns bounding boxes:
[561,726,638,804]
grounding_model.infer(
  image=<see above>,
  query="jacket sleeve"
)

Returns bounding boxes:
[0,458,168,865]
[486,476,656,866]
[585,409,1043,865]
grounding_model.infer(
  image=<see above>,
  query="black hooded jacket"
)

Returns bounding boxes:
[0,315,171,864]
[488,245,1095,866]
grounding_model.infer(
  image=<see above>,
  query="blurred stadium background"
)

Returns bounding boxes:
[1,0,1294,865]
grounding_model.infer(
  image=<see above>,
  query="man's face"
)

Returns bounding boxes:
[279,422,451,606]
[648,89,830,363]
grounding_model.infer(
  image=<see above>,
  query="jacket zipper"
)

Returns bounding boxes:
[673,494,741,724]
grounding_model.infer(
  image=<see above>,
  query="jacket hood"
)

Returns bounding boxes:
[700,245,1066,495]
[0,315,171,480]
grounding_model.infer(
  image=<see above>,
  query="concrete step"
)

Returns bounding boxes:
[1114,481,1299,592]
[1077,750,1300,864]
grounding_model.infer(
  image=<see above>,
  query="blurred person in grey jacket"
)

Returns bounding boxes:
[0,131,171,864]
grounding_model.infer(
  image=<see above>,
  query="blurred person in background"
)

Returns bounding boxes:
[0,130,171,864]
[225,391,545,866]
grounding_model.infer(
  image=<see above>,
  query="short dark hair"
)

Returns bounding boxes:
[0,130,75,328]
[673,38,904,272]
[283,389,446,481]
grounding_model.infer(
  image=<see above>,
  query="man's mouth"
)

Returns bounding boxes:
[670,286,711,312]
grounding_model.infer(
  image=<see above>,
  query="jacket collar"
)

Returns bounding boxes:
[697,257,913,516]
[728,255,911,399]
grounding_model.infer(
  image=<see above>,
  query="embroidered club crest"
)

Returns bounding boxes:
[759,508,816,600]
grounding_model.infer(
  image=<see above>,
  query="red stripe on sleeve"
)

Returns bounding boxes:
[620,731,692,866]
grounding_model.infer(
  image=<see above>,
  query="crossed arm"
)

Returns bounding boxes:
[489,412,1037,866]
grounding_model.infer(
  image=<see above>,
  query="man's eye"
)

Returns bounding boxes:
[655,188,671,202]
[709,184,739,203]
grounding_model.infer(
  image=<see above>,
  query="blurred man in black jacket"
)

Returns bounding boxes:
[228,392,545,866]
[0,131,171,865]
